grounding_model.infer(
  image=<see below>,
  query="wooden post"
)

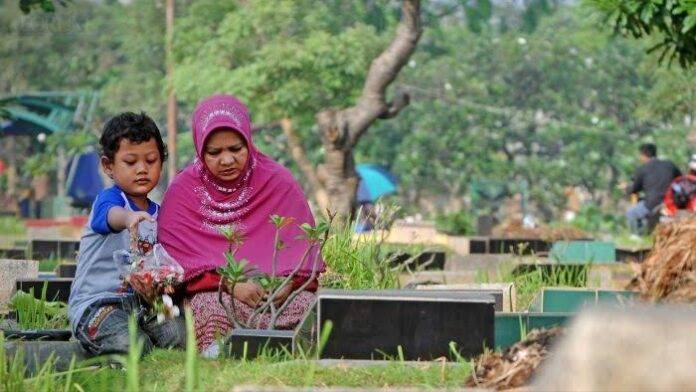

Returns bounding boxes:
[166,0,177,183]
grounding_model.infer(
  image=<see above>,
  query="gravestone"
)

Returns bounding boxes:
[494,312,571,350]
[488,237,551,255]
[550,241,616,263]
[529,287,638,313]
[468,237,489,254]
[317,289,495,360]
[29,239,79,260]
[56,263,77,278]
[16,278,73,303]
[0,259,39,306]
[533,305,696,390]
[224,302,317,358]
[416,282,516,312]
[0,247,27,260]
[389,251,446,270]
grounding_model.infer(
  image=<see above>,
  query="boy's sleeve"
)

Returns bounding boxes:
[90,188,126,234]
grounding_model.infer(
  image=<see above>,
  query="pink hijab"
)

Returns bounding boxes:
[157,95,324,281]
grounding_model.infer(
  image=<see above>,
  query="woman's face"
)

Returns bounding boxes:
[203,128,249,182]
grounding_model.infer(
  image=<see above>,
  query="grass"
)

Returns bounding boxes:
[0,216,25,236]
[9,284,69,330]
[38,258,61,272]
[69,349,471,391]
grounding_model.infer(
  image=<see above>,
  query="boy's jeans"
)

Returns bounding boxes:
[74,295,186,356]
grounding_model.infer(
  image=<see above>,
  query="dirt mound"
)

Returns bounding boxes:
[491,218,588,241]
[628,216,696,302]
[466,327,563,390]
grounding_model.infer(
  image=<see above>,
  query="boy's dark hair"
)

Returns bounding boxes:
[100,112,168,162]
[639,143,657,158]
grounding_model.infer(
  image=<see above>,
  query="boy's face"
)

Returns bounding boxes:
[102,138,162,198]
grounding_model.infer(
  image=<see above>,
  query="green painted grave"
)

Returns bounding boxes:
[494,312,571,350]
[549,241,616,263]
[529,287,638,313]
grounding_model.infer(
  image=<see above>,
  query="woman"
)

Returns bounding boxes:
[157,95,324,356]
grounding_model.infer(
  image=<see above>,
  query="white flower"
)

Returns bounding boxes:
[517,37,527,45]
[408,59,417,68]
[591,116,599,125]
[157,313,165,324]
[37,133,46,143]
[162,294,173,308]
[444,82,452,91]
[172,305,180,318]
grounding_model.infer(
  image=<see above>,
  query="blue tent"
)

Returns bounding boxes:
[66,151,104,208]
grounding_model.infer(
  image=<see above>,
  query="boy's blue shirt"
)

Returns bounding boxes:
[90,185,158,234]
[68,185,159,333]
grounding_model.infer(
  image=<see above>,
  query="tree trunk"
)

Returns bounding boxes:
[313,0,422,217]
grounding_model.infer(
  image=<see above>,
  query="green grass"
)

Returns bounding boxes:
[69,349,471,391]
[0,217,25,236]
[9,285,69,329]
[38,258,61,272]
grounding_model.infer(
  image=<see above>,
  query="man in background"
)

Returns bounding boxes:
[626,143,681,234]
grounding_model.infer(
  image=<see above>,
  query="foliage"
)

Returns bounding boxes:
[0,216,26,236]
[320,207,402,290]
[9,285,68,330]
[568,204,626,234]
[585,0,696,67]
[17,0,68,14]
[435,210,476,235]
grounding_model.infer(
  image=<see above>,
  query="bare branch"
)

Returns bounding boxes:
[347,0,422,145]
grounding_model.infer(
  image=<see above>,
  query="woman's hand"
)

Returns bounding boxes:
[229,282,266,308]
[268,283,294,308]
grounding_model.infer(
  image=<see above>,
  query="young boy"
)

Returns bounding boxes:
[68,112,185,356]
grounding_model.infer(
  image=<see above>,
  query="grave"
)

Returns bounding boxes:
[16,278,73,303]
[468,237,489,254]
[29,239,79,260]
[224,302,317,358]
[488,237,551,255]
[549,241,616,263]
[529,287,637,313]
[0,247,27,260]
[0,259,39,306]
[415,283,516,312]
[389,251,446,270]
[56,263,77,278]
[494,312,571,350]
[615,245,651,263]
[316,289,495,360]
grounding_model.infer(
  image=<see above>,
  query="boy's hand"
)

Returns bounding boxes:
[125,211,154,233]
[229,282,266,308]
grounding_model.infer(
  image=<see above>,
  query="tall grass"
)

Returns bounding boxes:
[126,315,142,392]
[511,264,590,310]
[320,206,402,290]
[9,283,69,330]
[184,307,198,392]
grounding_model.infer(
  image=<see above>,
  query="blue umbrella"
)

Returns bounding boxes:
[356,164,398,203]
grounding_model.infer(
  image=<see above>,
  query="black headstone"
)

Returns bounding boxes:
[0,248,27,259]
[469,238,489,254]
[488,238,551,255]
[317,289,495,360]
[56,263,77,278]
[30,240,79,260]
[223,298,317,358]
[16,278,73,303]
[389,251,446,270]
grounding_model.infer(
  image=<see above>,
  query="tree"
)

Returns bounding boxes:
[586,0,696,67]
[174,0,422,216]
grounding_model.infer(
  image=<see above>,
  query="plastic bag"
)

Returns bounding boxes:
[114,243,184,321]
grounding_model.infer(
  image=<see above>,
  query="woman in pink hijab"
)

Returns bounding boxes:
[157,95,324,355]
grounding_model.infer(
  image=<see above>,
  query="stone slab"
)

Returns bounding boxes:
[29,239,79,260]
[56,263,77,278]
[316,289,495,360]
[0,259,39,307]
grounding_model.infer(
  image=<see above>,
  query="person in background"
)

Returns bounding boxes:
[625,143,681,234]
[663,154,696,217]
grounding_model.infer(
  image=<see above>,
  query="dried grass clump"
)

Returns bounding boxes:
[628,216,696,302]
[491,218,588,241]
[466,327,563,390]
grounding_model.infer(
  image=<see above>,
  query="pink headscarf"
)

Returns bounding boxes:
[157,95,324,281]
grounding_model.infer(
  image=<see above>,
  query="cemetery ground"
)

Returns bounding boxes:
[1,214,694,391]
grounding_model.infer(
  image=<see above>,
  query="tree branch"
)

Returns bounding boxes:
[345,0,422,146]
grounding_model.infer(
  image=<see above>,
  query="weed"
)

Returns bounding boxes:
[9,283,68,330]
